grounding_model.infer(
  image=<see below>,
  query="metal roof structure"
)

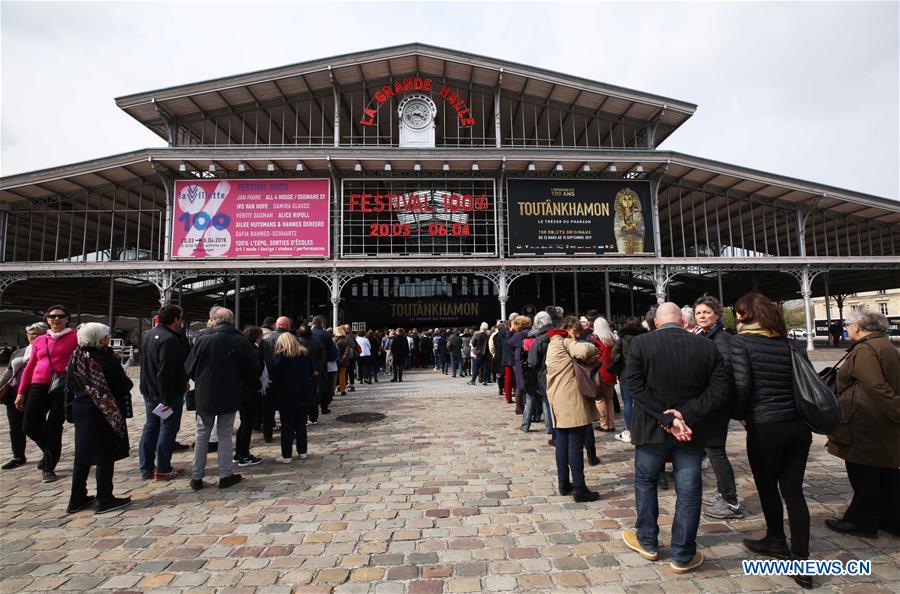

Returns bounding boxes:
[115,43,696,149]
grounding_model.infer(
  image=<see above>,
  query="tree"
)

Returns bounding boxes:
[832,293,850,325]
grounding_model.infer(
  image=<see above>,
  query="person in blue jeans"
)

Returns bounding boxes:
[621,302,729,574]
[526,312,556,444]
[138,304,189,481]
[612,318,646,444]
[545,316,601,502]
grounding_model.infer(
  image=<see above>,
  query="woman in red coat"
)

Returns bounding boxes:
[591,317,618,432]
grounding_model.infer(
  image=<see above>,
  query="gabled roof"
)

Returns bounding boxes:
[114,43,697,146]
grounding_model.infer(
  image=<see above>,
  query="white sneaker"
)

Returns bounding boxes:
[275,456,292,464]
[614,431,631,443]
[299,453,309,460]
[701,458,711,470]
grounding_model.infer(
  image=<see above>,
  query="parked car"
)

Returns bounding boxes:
[788,328,808,339]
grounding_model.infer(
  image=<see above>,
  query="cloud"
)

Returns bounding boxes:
[1,1,897,199]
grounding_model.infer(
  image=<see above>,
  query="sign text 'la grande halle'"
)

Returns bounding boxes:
[359,77,476,128]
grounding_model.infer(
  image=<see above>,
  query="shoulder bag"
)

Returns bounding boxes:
[565,341,603,400]
[606,341,625,377]
[44,338,74,421]
[817,343,856,393]
[789,341,841,434]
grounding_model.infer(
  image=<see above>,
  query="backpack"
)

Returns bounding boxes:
[522,337,540,395]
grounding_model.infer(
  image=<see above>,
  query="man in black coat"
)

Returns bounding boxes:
[260,316,292,440]
[311,316,339,412]
[138,304,188,481]
[526,312,555,445]
[297,324,327,419]
[185,308,258,491]
[389,328,409,382]
[621,302,729,574]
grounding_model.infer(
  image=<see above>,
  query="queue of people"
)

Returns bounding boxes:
[0,296,896,590]
[427,295,899,588]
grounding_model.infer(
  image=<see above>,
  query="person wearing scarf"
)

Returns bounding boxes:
[730,292,813,589]
[545,315,601,503]
[15,305,79,483]
[65,323,134,514]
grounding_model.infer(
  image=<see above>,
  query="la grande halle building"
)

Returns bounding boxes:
[1,44,898,348]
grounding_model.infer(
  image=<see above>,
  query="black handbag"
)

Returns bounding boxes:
[789,341,841,434]
[185,389,196,412]
[606,351,624,377]
[45,340,73,422]
[817,344,856,393]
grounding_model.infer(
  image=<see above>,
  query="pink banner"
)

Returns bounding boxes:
[171,179,330,258]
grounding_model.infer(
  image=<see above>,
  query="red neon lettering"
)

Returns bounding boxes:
[359,107,376,126]
[375,91,386,104]
[394,81,404,94]
[403,78,413,92]
[382,85,395,99]
[461,117,476,127]
[423,78,432,92]
[440,86,452,98]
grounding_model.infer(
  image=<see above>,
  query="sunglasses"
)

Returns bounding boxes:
[47,314,69,319]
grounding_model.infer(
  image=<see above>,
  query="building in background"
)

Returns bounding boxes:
[1,44,898,350]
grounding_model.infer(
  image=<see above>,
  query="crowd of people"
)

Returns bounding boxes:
[0,295,897,588]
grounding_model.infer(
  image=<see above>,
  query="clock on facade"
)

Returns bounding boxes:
[398,94,437,148]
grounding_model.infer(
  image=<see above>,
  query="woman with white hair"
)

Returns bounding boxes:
[825,308,900,539]
[469,322,491,386]
[0,322,48,470]
[590,317,618,432]
[65,322,133,514]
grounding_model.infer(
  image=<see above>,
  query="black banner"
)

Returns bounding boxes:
[342,299,498,327]
[506,179,655,256]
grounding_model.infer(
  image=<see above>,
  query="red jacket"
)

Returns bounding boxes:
[591,336,617,385]
[18,330,78,396]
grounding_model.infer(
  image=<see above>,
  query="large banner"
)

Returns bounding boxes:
[341,179,497,257]
[506,179,655,256]
[171,179,329,259]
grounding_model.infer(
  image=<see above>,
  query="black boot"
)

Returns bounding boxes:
[742,535,791,559]
[572,486,600,502]
[791,555,813,589]
[558,480,573,496]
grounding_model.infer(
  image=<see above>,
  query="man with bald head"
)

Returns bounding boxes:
[260,316,293,442]
[621,301,729,574]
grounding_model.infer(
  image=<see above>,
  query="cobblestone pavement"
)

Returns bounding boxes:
[1,367,898,593]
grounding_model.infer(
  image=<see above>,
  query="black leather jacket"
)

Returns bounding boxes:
[730,333,798,424]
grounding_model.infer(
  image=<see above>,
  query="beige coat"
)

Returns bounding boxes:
[546,335,599,429]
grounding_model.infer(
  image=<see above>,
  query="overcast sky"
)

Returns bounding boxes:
[2,1,898,200]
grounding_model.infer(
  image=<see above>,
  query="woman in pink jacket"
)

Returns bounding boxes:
[16,305,78,483]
